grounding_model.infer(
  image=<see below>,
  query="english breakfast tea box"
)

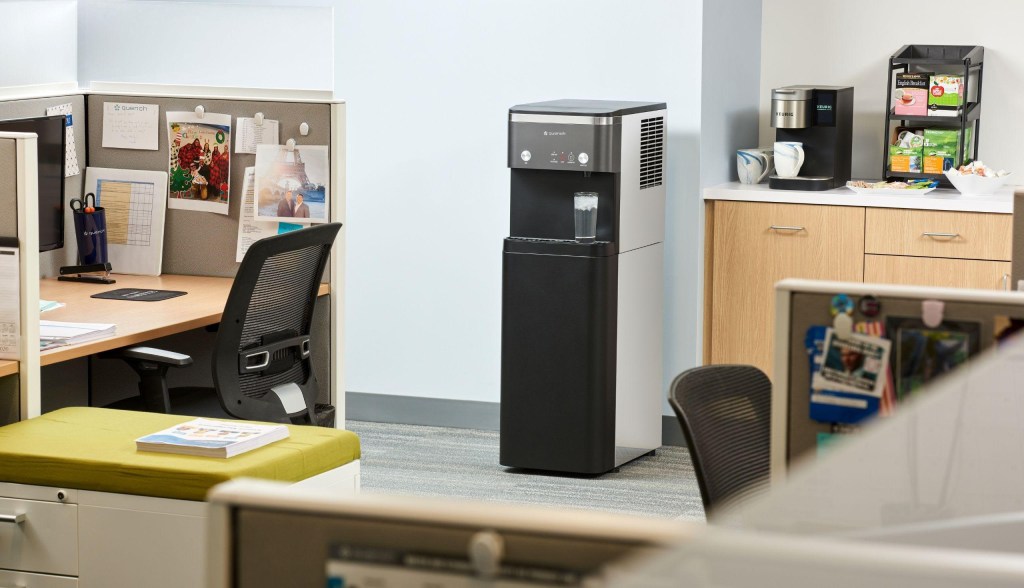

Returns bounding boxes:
[894,73,930,117]
[928,75,964,117]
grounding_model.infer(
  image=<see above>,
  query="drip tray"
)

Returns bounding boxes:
[504,237,618,257]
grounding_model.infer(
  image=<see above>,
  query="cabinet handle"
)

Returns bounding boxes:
[922,231,959,240]
[769,225,805,232]
[0,512,25,524]
[1003,273,1011,291]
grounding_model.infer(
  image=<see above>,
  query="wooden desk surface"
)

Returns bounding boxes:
[0,360,16,378]
[38,274,329,367]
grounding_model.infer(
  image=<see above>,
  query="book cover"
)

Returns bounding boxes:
[136,418,289,458]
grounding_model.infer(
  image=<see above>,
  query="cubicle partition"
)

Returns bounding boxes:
[771,279,1024,480]
[1013,188,1024,288]
[0,84,347,427]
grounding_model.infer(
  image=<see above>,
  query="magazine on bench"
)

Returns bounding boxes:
[136,418,289,458]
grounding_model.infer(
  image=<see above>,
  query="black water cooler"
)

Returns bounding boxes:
[499,100,667,475]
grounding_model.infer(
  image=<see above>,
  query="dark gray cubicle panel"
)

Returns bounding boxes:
[0,94,86,277]
[85,94,333,279]
[1013,190,1024,288]
[785,291,1024,463]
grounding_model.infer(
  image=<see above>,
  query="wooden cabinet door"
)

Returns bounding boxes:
[710,201,865,375]
[865,255,1012,290]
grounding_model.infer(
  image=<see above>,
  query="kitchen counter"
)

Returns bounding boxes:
[703,181,1016,214]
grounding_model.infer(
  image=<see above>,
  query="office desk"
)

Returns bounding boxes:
[38,274,329,366]
[0,361,15,378]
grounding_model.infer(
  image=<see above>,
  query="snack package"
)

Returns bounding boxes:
[889,145,922,173]
[923,127,972,173]
[928,74,964,117]
[894,73,930,117]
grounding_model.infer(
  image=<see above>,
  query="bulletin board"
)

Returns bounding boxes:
[782,287,1024,465]
[86,94,333,279]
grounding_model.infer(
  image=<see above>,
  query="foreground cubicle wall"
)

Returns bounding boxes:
[771,279,1024,480]
[1013,188,1024,288]
[0,85,347,426]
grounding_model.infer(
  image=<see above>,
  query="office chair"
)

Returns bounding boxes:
[668,364,771,517]
[103,223,342,426]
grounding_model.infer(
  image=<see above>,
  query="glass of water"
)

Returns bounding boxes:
[574,192,598,244]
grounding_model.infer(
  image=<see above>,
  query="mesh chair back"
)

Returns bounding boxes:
[212,223,341,422]
[669,365,771,516]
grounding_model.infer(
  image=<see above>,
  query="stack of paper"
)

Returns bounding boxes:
[136,418,290,458]
[39,320,116,351]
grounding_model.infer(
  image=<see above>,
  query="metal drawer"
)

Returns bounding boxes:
[0,497,77,576]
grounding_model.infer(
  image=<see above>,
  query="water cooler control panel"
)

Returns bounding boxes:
[508,117,621,173]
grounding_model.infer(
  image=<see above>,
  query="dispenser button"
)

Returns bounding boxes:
[578,152,589,165]
[520,150,531,162]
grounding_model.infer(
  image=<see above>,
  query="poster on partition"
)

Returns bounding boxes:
[167,111,232,215]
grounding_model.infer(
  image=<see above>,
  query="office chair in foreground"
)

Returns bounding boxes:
[669,364,772,517]
[103,223,342,426]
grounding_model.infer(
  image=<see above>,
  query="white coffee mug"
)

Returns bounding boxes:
[774,141,805,178]
[737,148,774,184]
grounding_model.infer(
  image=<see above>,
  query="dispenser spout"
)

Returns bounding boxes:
[583,171,592,178]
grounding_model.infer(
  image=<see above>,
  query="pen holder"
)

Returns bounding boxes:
[72,207,109,266]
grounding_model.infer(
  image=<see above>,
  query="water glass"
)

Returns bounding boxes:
[574,192,598,243]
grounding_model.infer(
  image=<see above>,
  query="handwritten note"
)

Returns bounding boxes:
[102,102,159,150]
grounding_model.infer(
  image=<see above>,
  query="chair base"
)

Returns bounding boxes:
[106,389,337,426]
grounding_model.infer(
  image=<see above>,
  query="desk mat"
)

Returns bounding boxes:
[91,288,187,302]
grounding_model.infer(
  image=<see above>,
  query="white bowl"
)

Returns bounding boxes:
[944,169,1013,195]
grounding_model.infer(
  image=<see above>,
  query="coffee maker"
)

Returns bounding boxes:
[769,85,854,191]
[500,99,666,475]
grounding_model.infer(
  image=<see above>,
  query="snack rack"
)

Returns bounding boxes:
[882,45,984,187]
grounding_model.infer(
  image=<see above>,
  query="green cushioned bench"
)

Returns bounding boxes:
[0,407,361,501]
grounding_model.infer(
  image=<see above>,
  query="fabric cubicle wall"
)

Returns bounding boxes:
[0,137,18,424]
[0,94,86,278]
[782,289,1024,463]
[81,94,336,407]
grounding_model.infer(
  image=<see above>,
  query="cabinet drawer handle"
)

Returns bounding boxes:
[0,512,25,524]
[922,231,959,240]
[1004,273,1011,291]
[769,225,805,232]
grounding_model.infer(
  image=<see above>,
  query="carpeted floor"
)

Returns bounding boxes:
[347,420,706,521]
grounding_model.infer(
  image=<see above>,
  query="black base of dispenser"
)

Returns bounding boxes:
[769,175,836,191]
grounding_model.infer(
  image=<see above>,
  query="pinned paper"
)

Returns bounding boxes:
[102,102,160,150]
[0,246,19,360]
[45,103,80,177]
[235,117,280,154]
[236,167,304,262]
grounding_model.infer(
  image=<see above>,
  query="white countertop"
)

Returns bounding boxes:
[702,181,1017,214]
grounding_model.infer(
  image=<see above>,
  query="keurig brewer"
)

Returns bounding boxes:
[500,99,666,475]
[769,85,854,191]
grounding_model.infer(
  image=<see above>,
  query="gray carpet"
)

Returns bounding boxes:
[347,420,706,521]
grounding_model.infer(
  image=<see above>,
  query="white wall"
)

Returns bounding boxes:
[760,0,1023,179]
[0,0,78,88]
[77,0,333,90]
[339,0,704,405]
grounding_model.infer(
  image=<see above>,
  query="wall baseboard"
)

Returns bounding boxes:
[346,392,687,447]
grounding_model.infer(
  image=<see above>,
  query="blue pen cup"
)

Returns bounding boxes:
[72,207,109,265]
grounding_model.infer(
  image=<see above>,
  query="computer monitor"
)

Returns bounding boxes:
[0,115,66,252]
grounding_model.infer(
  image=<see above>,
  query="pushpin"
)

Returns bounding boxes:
[859,295,881,317]
[194,105,205,118]
[830,294,854,317]
[922,300,944,328]
[833,312,854,339]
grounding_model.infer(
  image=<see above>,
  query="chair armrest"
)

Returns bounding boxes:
[101,346,193,367]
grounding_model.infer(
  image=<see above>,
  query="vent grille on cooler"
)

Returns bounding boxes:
[640,116,664,189]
